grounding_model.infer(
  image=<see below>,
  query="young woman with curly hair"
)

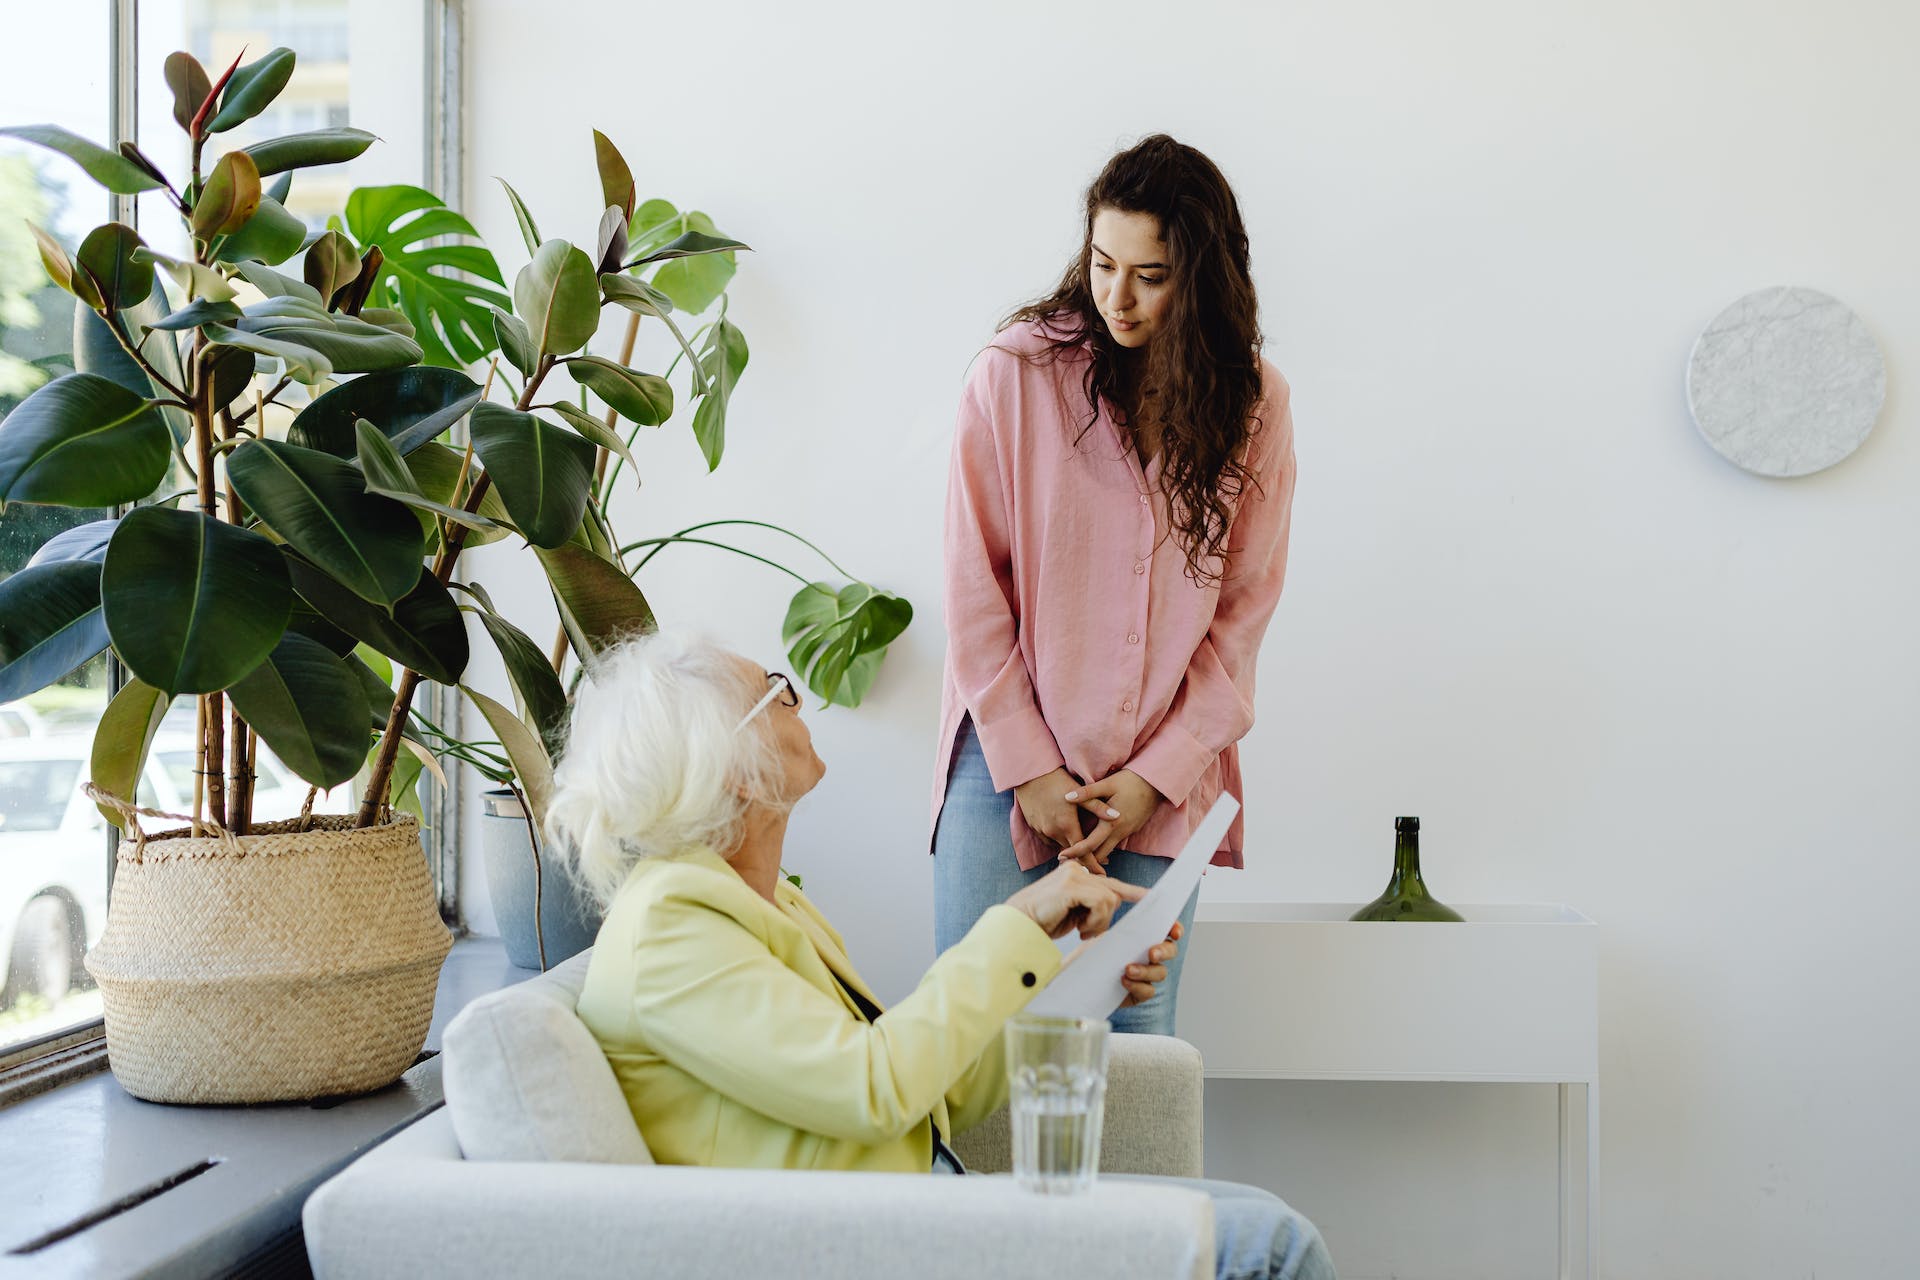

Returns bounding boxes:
[931,134,1298,1036]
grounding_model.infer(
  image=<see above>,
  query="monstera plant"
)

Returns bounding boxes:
[0,45,910,843]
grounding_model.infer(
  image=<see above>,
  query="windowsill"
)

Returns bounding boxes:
[0,937,531,1280]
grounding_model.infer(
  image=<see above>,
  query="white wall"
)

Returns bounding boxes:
[458,2,1920,1275]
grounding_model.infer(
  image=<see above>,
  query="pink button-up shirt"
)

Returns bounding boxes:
[930,318,1297,871]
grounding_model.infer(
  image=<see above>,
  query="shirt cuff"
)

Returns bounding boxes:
[1128,722,1214,807]
[973,705,1066,792]
[966,905,1065,1003]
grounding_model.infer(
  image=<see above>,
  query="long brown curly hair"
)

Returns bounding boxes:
[1003,134,1265,587]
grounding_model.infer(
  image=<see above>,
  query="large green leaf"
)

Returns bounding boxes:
[230,309,424,375]
[343,184,510,368]
[216,196,306,265]
[288,366,482,458]
[468,402,595,549]
[207,47,296,134]
[74,223,154,313]
[496,179,541,257]
[471,607,568,744]
[0,125,163,194]
[27,222,95,307]
[548,401,636,472]
[782,580,913,708]
[202,323,331,383]
[74,275,192,450]
[534,542,656,661]
[284,555,468,685]
[489,305,536,378]
[514,239,599,358]
[244,128,376,177]
[228,631,371,789]
[192,150,262,240]
[404,441,511,547]
[567,355,672,426]
[228,438,425,605]
[26,518,116,567]
[0,561,108,703]
[145,298,242,331]
[90,677,170,832]
[626,229,752,267]
[690,319,748,471]
[164,53,212,134]
[134,247,237,303]
[102,507,291,696]
[633,212,741,314]
[229,260,320,302]
[593,130,636,221]
[355,418,498,534]
[0,373,172,509]
[303,229,361,303]
[462,684,553,826]
[203,345,257,416]
[287,591,357,656]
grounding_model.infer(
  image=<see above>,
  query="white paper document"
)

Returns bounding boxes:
[1022,791,1241,1021]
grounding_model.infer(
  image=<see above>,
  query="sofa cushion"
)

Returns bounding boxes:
[442,950,653,1164]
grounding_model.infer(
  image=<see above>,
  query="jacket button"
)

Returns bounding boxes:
[1022,972,1037,987]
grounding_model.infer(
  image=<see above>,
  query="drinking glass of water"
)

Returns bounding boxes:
[1005,1013,1110,1195]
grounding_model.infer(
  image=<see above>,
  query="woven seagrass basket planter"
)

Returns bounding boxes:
[83,810,453,1105]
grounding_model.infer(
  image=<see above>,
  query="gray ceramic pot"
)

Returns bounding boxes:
[479,789,603,970]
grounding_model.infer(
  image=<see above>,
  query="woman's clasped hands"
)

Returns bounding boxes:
[1013,767,1167,873]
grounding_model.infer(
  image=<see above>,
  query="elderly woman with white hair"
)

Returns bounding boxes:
[549,629,1334,1280]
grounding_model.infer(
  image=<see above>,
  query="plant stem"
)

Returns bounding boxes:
[190,334,225,826]
[616,534,814,587]
[628,519,857,579]
[356,354,558,828]
[225,403,253,834]
[102,311,189,400]
[227,376,290,427]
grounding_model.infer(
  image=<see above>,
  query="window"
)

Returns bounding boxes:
[0,4,113,1056]
[0,0,449,1074]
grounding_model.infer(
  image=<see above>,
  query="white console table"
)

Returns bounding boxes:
[1179,902,1598,1280]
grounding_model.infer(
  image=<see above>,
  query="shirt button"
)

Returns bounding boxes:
[1139,495,1149,505]
[1133,562,1145,575]
[1127,633,1139,645]
[1021,972,1037,988]
[1122,700,1135,713]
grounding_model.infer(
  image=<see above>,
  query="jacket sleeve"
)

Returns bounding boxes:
[1128,377,1297,806]
[943,1025,1015,1135]
[625,894,1062,1146]
[944,351,1066,790]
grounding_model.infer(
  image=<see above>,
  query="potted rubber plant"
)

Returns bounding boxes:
[449,134,913,970]
[0,45,911,1095]
[0,45,461,1103]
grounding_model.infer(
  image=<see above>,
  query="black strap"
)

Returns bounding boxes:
[829,971,967,1175]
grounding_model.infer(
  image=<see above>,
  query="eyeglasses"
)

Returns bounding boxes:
[735,671,800,731]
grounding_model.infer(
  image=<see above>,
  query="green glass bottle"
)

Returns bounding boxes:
[1349,816,1465,922]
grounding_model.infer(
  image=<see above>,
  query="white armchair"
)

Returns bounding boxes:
[303,951,1214,1280]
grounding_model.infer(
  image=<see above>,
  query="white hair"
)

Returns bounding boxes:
[543,629,791,906]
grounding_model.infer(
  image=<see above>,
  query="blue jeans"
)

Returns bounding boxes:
[932,716,1201,1035]
[1110,1176,1337,1280]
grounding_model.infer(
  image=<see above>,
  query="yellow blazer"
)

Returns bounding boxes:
[576,847,1064,1173]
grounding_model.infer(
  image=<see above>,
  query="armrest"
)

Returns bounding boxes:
[305,1111,1212,1280]
[952,1033,1205,1178]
